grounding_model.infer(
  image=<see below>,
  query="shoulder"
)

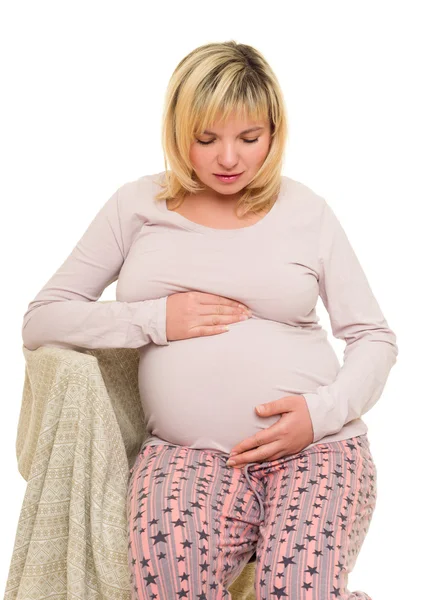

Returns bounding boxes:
[117,170,165,205]
[115,170,166,220]
[281,175,326,210]
[279,175,328,227]
[100,172,165,256]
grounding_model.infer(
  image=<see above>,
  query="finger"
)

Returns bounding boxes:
[230,421,284,455]
[230,434,267,455]
[227,440,281,467]
[200,304,251,319]
[198,292,248,311]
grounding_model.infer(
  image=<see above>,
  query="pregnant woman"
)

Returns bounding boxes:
[22,41,398,599]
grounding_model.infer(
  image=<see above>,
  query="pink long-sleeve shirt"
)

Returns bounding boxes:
[22,171,398,455]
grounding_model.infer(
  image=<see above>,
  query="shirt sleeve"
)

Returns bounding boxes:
[302,199,398,443]
[22,186,169,351]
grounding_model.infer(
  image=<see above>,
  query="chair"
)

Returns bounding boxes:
[4,344,257,600]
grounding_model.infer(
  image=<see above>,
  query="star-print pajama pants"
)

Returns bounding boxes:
[127,433,376,599]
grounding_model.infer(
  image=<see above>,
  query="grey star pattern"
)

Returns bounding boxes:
[127,434,376,598]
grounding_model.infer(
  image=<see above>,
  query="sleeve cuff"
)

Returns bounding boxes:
[153,295,169,345]
[301,392,342,443]
[131,295,169,346]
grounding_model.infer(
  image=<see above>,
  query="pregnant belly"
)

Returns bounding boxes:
[137,318,340,453]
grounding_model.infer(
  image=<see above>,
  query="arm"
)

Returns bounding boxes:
[302,199,398,442]
[22,185,169,351]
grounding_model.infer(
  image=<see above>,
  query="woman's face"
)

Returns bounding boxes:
[189,113,271,200]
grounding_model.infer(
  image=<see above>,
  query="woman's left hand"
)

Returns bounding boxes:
[226,395,315,467]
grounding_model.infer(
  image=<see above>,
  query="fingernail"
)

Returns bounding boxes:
[226,459,236,466]
[230,451,238,456]
[257,405,265,413]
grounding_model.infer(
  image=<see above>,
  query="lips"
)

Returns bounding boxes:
[214,173,242,176]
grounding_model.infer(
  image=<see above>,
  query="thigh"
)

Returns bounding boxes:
[127,443,260,599]
[255,434,377,599]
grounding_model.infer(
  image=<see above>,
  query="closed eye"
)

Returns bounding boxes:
[196,138,259,145]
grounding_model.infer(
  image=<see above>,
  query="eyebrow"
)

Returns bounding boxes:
[201,126,265,136]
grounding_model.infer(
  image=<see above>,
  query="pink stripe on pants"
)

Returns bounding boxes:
[127,433,376,599]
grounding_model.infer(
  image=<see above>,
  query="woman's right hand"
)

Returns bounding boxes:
[166,291,252,342]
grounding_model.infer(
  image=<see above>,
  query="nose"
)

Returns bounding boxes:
[217,143,241,168]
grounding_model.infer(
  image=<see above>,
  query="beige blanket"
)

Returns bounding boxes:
[4,345,256,599]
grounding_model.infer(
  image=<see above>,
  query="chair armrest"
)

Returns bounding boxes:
[83,346,149,468]
[6,345,145,599]
[7,343,256,600]
[16,345,147,479]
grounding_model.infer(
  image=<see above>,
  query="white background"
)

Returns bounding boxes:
[1,1,418,597]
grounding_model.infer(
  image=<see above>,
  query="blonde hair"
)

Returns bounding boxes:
[153,40,289,217]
